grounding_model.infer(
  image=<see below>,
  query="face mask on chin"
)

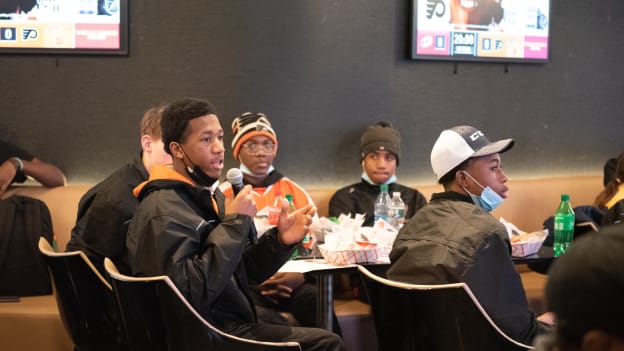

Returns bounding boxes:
[186,165,219,188]
[179,145,219,188]
[461,171,504,212]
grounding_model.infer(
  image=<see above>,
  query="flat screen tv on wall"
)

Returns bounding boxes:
[0,0,127,55]
[411,0,550,63]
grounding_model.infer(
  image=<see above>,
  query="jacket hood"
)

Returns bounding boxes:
[133,165,195,199]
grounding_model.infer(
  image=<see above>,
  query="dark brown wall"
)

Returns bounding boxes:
[1,0,622,187]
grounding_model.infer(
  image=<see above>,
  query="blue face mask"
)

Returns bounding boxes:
[461,171,504,212]
[361,172,397,186]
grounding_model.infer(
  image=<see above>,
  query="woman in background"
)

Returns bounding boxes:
[594,152,624,226]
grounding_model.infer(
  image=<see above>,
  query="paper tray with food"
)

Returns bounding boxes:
[310,213,397,263]
[500,217,548,257]
[318,244,379,265]
[510,230,548,257]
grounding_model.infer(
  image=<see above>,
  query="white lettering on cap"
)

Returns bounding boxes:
[470,131,484,141]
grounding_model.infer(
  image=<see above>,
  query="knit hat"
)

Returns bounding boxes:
[545,225,624,346]
[360,121,401,165]
[231,112,278,159]
[430,125,514,180]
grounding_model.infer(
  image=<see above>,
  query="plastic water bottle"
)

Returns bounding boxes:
[388,192,406,230]
[374,184,391,224]
[553,194,575,257]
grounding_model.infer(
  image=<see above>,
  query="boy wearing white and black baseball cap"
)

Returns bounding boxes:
[388,125,554,346]
[431,125,514,182]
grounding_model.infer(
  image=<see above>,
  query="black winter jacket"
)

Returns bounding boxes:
[126,166,295,332]
[388,191,539,345]
[67,154,148,274]
[329,180,427,226]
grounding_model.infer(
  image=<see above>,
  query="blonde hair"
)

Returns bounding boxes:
[140,105,166,138]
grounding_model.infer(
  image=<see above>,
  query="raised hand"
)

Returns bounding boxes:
[276,198,316,246]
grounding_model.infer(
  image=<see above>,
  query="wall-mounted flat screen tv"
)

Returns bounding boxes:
[411,0,550,63]
[0,0,127,55]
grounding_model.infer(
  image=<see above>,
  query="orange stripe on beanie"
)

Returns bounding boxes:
[231,112,278,159]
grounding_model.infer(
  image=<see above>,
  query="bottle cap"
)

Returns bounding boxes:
[393,192,401,197]
[561,194,570,201]
[380,184,389,192]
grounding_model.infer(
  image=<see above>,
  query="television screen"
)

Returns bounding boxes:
[411,0,550,63]
[0,0,127,55]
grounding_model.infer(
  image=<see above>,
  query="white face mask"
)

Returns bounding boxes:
[240,163,274,178]
[461,171,504,212]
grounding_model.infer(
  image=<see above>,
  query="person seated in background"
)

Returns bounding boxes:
[0,139,66,197]
[329,121,427,226]
[388,125,554,345]
[220,112,340,334]
[66,105,172,274]
[603,155,619,186]
[594,152,624,226]
[534,224,624,351]
[126,98,345,351]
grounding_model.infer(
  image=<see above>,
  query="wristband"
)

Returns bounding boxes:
[9,157,23,172]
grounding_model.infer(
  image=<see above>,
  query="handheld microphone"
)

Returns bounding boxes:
[226,168,245,195]
[226,168,258,245]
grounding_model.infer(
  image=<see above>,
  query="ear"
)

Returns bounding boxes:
[168,142,185,160]
[581,330,614,351]
[141,135,151,153]
[455,170,469,188]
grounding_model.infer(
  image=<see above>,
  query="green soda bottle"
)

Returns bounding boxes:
[285,194,296,213]
[553,194,575,257]
[285,193,311,258]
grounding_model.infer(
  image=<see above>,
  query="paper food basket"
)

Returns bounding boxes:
[318,244,378,265]
[510,230,548,257]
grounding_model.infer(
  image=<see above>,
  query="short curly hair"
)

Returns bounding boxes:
[161,98,217,155]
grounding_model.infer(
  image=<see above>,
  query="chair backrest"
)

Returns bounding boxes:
[38,237,128,351]
[104,258,301,351]
[357,265,534,351]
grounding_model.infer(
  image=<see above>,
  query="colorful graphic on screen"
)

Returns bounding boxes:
[412,0,550,62]
[0,0,125,53]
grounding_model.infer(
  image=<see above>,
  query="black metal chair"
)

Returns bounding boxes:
[357,265,534,351]
[103,258,302,351]
[38,237,128,351]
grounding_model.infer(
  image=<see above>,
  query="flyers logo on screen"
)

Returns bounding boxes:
[426,0,446,19]
[22,28,38,41]
[0,27,17,41]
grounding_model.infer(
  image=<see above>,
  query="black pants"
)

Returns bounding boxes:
[230,321,346,351]
[251,279,343,336]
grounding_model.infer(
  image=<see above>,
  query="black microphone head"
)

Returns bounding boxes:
[226,168,244,195]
